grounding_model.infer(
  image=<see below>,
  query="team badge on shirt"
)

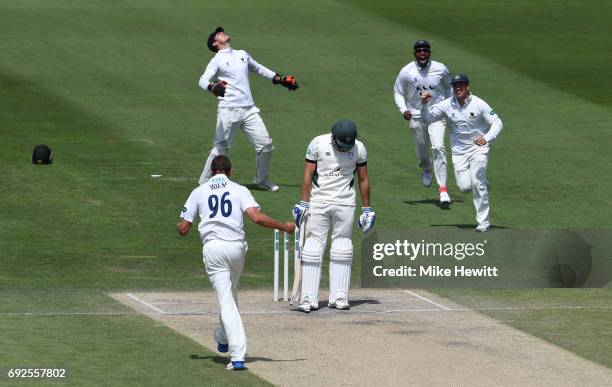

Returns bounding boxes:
[469,112,476,118]
[346,151,354,160]
[241,57,247,63]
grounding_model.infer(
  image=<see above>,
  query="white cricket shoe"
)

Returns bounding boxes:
[253,177,279,192]
[297,301,311,313]
[440,191,451,208]
[476,223,490,233]
[330,298,350,310]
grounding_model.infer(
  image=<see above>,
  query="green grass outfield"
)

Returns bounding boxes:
[1,0,610,384]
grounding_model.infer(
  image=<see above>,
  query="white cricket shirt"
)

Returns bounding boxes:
[393,60,452,119]
[305,134,368,206]
[180,174,260,243]
[199,48,276,108]
[421,94,503,155]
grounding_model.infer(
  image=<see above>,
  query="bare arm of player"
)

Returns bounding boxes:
[176,220,192,235]
[357,164,370,207]
[300,161,316,202]
[245,207,296,234]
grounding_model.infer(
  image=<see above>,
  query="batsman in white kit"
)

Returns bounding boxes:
[177,155,295,370]
[393,40,452,206]
[197,26,299,191]
[292,119,375,313]
[420,74,503,232]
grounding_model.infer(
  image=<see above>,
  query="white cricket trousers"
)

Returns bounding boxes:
[452,146,490,227]
[203,240,247,362]
[307,202,355,243]
[410,118,447,187]
[301,202,355,307]
[199,105,274,184]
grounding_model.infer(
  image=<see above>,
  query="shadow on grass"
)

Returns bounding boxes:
[403,198,464,210]
[244,183,301,191]
[190,354,306,363]
[429,224,510,230]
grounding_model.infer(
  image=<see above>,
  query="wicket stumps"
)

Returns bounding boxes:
[274,229,299,302]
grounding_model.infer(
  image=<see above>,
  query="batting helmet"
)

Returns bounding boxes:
[207,26,224,52]
[331,119,357,152]
[413,40,431,51]
[450,73,470,85]
[32,144,53,164]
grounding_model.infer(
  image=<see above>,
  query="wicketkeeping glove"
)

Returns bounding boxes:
[273,74,299,91]
[358,207,376,233]
[292,201,309,227]
[208,80,227,97]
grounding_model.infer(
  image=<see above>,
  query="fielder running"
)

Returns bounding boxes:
[420,74,503,232]
[198,26,299,191]
[393,39,452,206]
[177,155,295,370]
[292,119,374,313]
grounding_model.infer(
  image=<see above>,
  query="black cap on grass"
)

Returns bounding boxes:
[32,144,53,164]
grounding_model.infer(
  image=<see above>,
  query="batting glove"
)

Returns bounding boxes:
[208,80,227,97]
[292,201,309,227]
[358,207,376,233]
[273,73,299,91]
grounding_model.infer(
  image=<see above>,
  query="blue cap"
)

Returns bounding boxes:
[413,40,431,51]
[450,73,470,85]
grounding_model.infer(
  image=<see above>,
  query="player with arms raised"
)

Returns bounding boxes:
[198,27,299,191]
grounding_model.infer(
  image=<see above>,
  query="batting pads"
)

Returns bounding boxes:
[329,238,353,304]
[300,238,323,308]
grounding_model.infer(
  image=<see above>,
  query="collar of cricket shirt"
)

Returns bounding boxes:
[209,174,229,183]
[218,48,232,53]
[453,94,472,108]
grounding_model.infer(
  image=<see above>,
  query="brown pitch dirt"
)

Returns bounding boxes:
[112,289,612,386]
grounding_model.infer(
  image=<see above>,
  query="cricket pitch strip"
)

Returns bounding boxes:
[112,289,611,386]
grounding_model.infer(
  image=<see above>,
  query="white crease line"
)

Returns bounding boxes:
[1,312,139,316]
[126,293,166,314]
[153,299,421,305]
[1,306,610,317]
[404,290,452,310]
[153,301,220,305]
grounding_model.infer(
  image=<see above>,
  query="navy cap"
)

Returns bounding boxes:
[207,26,224,52]
[450,73,470,85]
[413,40,431,51]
